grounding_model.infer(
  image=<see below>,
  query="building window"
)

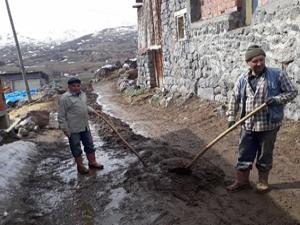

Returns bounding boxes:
[190,0,242,22]
[190,0,201,22]
[244,0,259,25]
[176,15,185,40]
[174,8,187,40]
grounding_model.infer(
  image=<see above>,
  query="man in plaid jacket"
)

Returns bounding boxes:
[226,45,298,193]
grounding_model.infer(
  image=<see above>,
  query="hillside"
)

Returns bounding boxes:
[0,26,137,79]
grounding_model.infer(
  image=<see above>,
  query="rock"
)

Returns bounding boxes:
[125,69,138,80]
[55,88,67,94]
[18,127,29,137]
[119,81,129,92]
[124,58,137,69]
[26,111,50,128]
[197,87,214,101]
[123,63,130,69]
[118,68,127,75]
[33,125,40,132]
[213,105,227,116]
[18,117,36,131]
[128,80,136,85]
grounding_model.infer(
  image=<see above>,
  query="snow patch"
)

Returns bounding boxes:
[0,141,37,203]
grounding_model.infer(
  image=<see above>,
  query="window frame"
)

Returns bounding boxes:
[174,8,187,41]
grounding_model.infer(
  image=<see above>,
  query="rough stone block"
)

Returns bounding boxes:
[197,87,214,101]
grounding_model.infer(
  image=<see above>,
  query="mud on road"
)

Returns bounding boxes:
[1,83,299,225]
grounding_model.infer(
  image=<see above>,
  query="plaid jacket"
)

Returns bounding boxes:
[227,67,298,131]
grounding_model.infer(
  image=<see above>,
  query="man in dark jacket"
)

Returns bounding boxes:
[58,77,103,174]
[226,45,298,193]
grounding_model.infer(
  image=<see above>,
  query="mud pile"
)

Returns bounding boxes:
[86,85,225,195]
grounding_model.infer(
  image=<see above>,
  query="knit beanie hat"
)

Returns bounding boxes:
[245,45,266,61]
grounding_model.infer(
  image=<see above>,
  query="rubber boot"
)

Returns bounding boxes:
[87,152,104,170]
[75,156,89,175]
[226,170,252,193]
[256,171,269,193]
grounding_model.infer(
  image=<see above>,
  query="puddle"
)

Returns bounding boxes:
[89,122,137,176]
[2,117,140,225]
[96,93,148,137]
[100,212,123,225]
[96,93,123,118]
[54,158,78,185]
[34,189,67,214]
[99,188,128,225]
[105,187,127,210]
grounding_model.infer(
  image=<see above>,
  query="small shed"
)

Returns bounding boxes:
[0,71,49,92]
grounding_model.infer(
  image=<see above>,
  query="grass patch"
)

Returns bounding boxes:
[124,87,145,97]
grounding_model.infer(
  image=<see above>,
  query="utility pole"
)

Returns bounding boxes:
[5,0,32,102]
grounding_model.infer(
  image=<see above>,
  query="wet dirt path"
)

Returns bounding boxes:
[93,80,300,224]
[1,81,299,225]
[1,125,137,225]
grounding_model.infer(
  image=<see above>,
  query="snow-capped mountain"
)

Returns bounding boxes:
[0,25,137,77]
[0,25,138,48]
[0,29,89,48]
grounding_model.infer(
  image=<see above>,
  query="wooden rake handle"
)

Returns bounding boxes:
[94,111,147,167]
[185,103,268,169]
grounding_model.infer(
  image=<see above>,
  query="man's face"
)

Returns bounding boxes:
[68,83,81,94]
[247,55,266,74]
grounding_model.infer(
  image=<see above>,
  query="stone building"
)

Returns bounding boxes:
[134,0,300,120]
[134,0,163,88]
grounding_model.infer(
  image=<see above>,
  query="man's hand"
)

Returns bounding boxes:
[228,121,235,128]
[63,130,70,138]
[266,97,277,106]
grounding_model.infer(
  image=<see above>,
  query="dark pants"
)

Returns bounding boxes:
[68,128,95,158]
[236,127,279,172]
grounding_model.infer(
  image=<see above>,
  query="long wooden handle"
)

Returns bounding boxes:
[185,103,267,169]
[94,111,147,167]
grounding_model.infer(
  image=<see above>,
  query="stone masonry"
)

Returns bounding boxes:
[159,0,300,120]
[137,51,157,88]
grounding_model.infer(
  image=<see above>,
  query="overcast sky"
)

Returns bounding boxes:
[0,0,137,40]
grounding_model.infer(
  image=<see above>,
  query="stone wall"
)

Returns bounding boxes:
[137,51,157,88]
[161,0,300,120]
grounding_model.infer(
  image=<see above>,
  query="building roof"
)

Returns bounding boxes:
[0,71,49,81]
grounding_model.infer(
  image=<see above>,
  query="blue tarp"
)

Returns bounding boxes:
[4,89,39,105]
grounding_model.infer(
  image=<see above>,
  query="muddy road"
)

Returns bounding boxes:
[0,81,299,225]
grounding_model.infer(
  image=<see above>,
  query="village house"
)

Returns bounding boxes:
[0,71,49,92]
[134,0,300,120]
